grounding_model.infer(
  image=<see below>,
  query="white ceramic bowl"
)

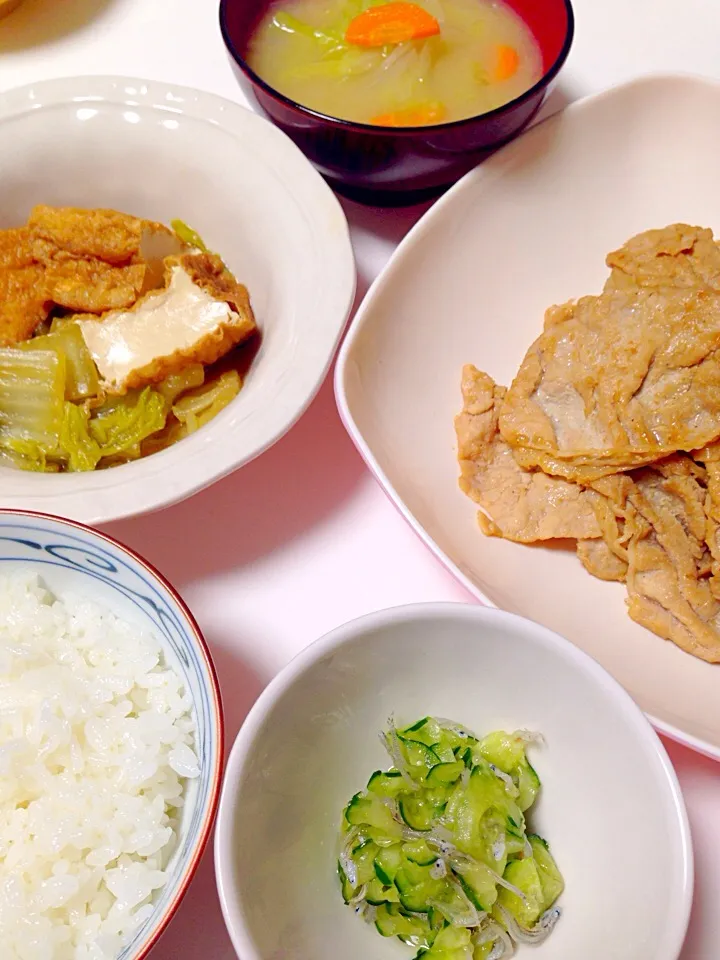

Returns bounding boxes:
[0,75,355,524]
[215,603,692,960]
[0,509,224,960]
[335,73,720,760]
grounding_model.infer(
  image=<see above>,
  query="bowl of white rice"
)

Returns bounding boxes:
[0,510,224,960]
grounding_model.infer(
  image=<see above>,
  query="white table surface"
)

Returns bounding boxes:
[1,0,719,956]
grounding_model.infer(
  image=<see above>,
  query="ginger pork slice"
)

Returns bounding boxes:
[76,251,256,395]
[576,539,628,583]
[455,364,602,543]
[622,457,720,663]
[499,224,720,483]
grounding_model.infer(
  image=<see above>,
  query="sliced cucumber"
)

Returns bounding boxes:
[427,880,477,926]
[354,842,379,885]
[404,717,433,733]
[427,760,465,786]
[496,857,544,927]
[414,924,473,959]
[365,826,401,848]
[528,835,564,907]
[473,807,509,873]
[452,860,500,912]
[395,867,445,913]
[399,794,440,831]
[431,741,457,763]
[399,717,444,746]
[375,845,404,885]
[339,718,561,956]
[505,811,527,859]
[456,745,473,766]
[435,720,479,751]
[350,833,372,854]
[375,903,434,948]
[444,766,506,860]
[517,761,541,812]
[345,793,402,837]
[477,730,525,773]
[472,939,496,960]
[477,731,541,812]
[424,784,453,809]
[398,860,435,887]
[337,860,355,903]
[367,769,406,798]
[365,877,400,905]
[403,838,437,866]
[399,737,443,779]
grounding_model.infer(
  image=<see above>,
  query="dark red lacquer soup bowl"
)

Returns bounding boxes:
[220,0,574,205]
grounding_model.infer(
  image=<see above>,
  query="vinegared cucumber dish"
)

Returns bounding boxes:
[338,717,564,959]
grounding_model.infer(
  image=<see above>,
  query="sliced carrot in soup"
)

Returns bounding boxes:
[494,44,519,80]
[372,102,447,126]
[346,2,440,47]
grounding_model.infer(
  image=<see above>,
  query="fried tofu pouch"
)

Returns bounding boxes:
[0,206,185,344]
[0,208,255,393]
[77,251,256,394]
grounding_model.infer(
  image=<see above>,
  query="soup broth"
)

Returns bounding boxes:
[247,0,543,126]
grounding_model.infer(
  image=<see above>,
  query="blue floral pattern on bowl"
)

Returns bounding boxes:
[0,512,223,960]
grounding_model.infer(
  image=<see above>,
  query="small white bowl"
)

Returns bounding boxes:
[0,510,224,960]
[0,75,355,524]
[215,603,692,960]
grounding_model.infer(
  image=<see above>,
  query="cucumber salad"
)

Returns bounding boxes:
[338,717,564,959]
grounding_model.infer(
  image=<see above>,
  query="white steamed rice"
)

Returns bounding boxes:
[0,571,200,960]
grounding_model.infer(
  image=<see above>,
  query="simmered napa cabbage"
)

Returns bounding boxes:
[22,325,100,401]
[89,388,168,463]
[60,403,102,472]
[0,347,66,469]
[172,369,241,433]
[156,363,205,404]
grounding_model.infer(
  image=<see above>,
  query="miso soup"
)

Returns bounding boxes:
[247,0,543,126]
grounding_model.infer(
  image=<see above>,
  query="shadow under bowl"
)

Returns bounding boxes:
[220,0,574,205]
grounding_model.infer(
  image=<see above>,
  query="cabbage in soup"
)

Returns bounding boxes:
[247,0,543,127]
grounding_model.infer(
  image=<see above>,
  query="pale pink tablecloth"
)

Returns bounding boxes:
[1,0,720,955]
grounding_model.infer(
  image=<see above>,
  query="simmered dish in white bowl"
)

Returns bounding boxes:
[1,206,257,473]
[0,75,355,523]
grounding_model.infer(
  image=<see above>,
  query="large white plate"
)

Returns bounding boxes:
[0,76,355,524]
[336,74,720,760]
